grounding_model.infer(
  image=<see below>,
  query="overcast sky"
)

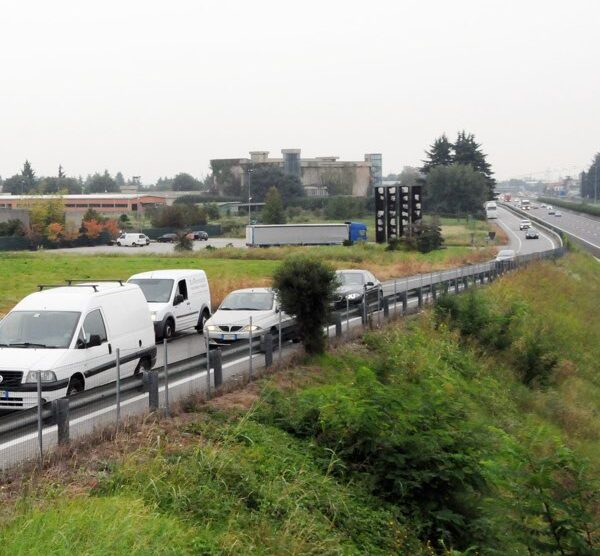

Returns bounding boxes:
[1,0,598,183]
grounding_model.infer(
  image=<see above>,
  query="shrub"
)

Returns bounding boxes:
[514,327,559,387]
[272,256,337,354]
[174,233,193,252]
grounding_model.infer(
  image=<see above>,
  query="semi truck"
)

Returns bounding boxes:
[246,222,367,247]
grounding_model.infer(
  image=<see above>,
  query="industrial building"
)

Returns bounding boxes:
[210,149,382,197]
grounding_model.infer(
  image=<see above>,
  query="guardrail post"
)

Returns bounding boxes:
[334,313,342,337]
[148,371,159,412]
[163,340,170,417]
[248,316,254,380]
[213,348,223,388]
[402,291,408,313]
[431,283,437,302]
[362,285,368,325]
[278,309,283,366]
[264,333,273,368]
[36,373,43,466]
[383,297,390,318]
[417,287,423,308]
[346,298,350,331]
[52,398,70,446]
[116,348,121,427]
[454,275,460,294]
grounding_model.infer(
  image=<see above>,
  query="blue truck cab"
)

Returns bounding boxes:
[347,222,368,243]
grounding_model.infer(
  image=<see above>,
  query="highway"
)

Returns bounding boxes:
[0,208,564,469]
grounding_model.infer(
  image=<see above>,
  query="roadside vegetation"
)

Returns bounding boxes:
[0,251,598,554]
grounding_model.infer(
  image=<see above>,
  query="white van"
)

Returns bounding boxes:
[0,283,156,410]
[116,233,150,247]
[128,270,212,339]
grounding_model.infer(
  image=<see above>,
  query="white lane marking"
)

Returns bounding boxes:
[497,208,523,253]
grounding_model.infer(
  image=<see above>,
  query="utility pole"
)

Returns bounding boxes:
[247,169,254,225]
[133,176,141,231]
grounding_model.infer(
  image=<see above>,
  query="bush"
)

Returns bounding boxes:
[414,220,444,253]
[272,256,337,354]
[174,233,193,252]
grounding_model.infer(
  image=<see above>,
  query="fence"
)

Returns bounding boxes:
[0,232,112,252]
[0,246,566,471]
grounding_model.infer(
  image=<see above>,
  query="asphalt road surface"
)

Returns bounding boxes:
[495,206,558,254]
[528,205,600,251]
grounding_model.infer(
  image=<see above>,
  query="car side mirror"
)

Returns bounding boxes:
[173,294,184,306]
[275,306,280,313]
[87,334,102,348]
[366,281,374,287]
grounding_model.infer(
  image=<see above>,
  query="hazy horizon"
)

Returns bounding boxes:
[1,0,598,184]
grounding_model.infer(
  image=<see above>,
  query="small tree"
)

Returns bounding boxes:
[414,219,444,253]
[46,222,64,242]
[83,219,103,239]
[174,233,193,252]
[273,256,337,355]
[262,187,286,224]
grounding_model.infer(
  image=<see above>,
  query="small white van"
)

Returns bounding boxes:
[116,233,150,247]
[128,270,212,339]
[0,283,156,410]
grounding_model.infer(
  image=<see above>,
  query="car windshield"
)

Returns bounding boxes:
[220,292,274,311]
[0,311,81,349]
[337,272,365,286]
[129,279,174,303]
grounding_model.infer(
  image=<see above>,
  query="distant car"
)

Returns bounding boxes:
[554,211,562,217]
[496,249,516,262]
[333,269,382,309]
[541,203,547,208]
[157,233,178,243]
[525,229,539,239]
[204,288,294,345]
[116,233,150,247]
[519,219,532,230]
[547,206,555,214]
[187,231,209,241]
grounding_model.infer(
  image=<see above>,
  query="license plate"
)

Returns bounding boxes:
[220,334,237,341]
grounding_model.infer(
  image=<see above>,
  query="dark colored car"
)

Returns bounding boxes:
[157,233,177,243]
[332,269,382,309]
[187,231,209,241]
[525,228,539,239]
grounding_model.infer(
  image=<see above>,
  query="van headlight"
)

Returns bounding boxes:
[24,370,57,383]
[206,325,218,332]
[243,324,262,332]
[150,312,157,321]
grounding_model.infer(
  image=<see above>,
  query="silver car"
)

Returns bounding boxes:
[495,249,516,262]
[204,288,293,345]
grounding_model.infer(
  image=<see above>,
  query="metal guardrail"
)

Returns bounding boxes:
[0,246,566,468]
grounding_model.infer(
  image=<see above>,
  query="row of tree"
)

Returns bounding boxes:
[0,162,208,195]
[421,131,495,215]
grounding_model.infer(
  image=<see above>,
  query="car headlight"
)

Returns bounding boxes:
[150,312,157,321]
[243,324,262,332]
[24,370,57,383]
[346,292,362,300]
[206,325,218,332]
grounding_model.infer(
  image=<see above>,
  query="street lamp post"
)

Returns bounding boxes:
[247,169,254,225]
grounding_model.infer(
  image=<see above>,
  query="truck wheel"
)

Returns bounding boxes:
[163,319,175,339]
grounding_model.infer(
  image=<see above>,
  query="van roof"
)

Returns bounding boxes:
[128,269,207,280]
[13,283,141,313]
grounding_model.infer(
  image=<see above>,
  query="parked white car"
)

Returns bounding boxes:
[116,233,150,247]
[204,288,293,345]
[495,249,516,262]
[128,270,212,340]
[0,283,156,410]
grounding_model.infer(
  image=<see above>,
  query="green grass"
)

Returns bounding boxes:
[0,497,197,555]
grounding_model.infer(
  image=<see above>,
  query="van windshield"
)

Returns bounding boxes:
[0,311,81,349]
[129,279,174,303]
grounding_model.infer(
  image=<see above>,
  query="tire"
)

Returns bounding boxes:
[117,241,122,247]
[135,358,151,375]
[163,318,175,340]
[66,376,84,396]
[196,310,210,333]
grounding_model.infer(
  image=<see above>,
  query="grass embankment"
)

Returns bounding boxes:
[1,251,598,554]
[0,241,496,315]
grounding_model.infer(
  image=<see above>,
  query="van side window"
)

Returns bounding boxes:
[177,280,188,301]
[82,310,108,344]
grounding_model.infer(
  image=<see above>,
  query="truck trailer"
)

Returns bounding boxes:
[246,222,367,247]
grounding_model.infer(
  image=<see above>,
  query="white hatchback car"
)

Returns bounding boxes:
[204,288,293,345]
